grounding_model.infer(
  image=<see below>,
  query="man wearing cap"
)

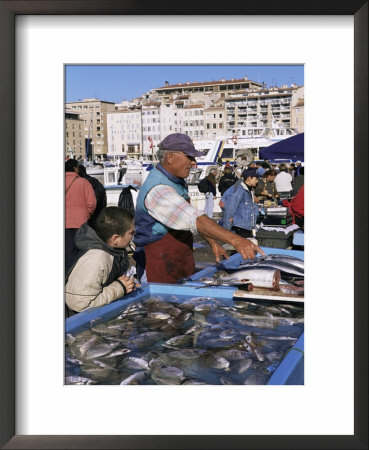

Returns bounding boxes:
[221,167,260,238]
[133,133,264,283]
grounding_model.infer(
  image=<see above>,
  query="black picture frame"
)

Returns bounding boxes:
[0,1,367,449]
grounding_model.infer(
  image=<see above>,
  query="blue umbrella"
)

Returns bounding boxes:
[259,132,304,162]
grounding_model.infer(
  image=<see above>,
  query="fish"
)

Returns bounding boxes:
[126,331,165,349]
[235,359,253,374]
[264,254,304,270]
[200,354,230,370]
[279,280,304,295]
[120,371,146,385]
[65,376,96,385]
[147,312,171,320]
[85,342,120,360]
[150,365,186,385]
[216,349,247,361]
[239,260,304,278]
[72,334,104,359]
[120,357,149,371]
[201,269,280,290]
[219,329,238,340]
[162,334,194,349]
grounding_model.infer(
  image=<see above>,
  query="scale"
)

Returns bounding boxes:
[262,206,293,227]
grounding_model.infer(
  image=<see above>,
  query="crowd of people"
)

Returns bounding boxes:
[65,132,303,315]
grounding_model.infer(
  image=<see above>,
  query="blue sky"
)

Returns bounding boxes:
[65,65,304,104]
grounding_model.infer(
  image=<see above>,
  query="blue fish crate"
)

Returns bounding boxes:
[66,277,304,385]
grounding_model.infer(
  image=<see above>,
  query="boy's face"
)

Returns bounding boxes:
[109,221,135,249]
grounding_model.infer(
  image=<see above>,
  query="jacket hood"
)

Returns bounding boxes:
[75,223,124,257]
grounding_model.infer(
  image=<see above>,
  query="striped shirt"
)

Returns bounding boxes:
[145,185,200,234]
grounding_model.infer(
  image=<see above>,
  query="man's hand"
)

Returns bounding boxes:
[232,235,265,261]
[209,241,230,263]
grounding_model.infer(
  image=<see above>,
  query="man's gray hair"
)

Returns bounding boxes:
[156,149,168,164]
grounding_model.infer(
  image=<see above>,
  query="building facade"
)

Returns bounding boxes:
[106,109,142,159]
[66,98,116,160]
[65,110,84,159]
[291,87,305,133]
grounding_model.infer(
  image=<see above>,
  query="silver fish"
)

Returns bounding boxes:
[201,354,230,370]
[201,269,280,290]
[120,371,146,385]
[120,357,149,371]
[127,331,164,349]
[216,349,247,361]
[147,312,171,320]
[235,359,253,374]
[65,376,96,385]
[150,365,185,385]
[85,342,120,360]
[265,254,304,270]
[162,334,194,349]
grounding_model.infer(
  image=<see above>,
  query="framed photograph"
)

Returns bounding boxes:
[1,1,367,449]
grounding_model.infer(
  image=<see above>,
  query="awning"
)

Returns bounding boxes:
[259,133,304,162]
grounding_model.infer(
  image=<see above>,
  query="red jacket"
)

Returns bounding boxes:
[282,185,304,222]
[65,172,97,228]
[291,185,304,218]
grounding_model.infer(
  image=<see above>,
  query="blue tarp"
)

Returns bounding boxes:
[259,133,304,162]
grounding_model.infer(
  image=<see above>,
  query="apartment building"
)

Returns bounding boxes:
[225,84,302,135]
[291,86,305,133]
[203,107,226,139]
[65,110,84,159]
[183,104,205,140]
[152,77,263,104]
[66,98,115,159]
[141,102,162,157]
[106,109,142,159]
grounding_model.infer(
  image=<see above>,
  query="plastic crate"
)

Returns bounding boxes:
[66,282,304,385]
[256,229,294,249]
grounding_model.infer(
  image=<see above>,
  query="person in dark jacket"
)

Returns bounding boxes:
[255,169,279,202]
[78,165,107,228]
[218,166,237,196]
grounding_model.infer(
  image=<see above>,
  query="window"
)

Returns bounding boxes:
[213,123,217,129]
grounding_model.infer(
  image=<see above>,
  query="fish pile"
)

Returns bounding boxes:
[200,254,304,295]
[65,295,304,385]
